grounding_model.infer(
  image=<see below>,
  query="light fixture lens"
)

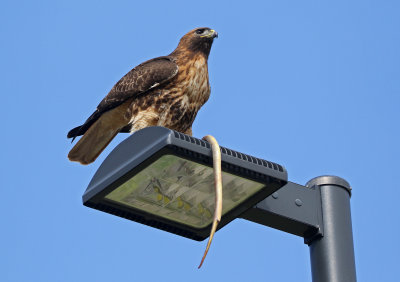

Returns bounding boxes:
[105,154,265,228]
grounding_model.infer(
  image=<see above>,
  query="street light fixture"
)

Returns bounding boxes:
[83,126,288,241]
[82,126,357,281]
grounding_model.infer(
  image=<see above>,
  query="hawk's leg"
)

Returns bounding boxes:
[184,128,193,136]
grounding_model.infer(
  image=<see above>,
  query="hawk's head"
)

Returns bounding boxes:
[174,27,218,58]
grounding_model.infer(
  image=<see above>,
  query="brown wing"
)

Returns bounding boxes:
[67,56,178,140]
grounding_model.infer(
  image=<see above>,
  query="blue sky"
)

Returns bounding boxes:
[2,0,399,281]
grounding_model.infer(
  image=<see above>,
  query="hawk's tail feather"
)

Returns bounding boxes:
[68,125,119,165]
[68,110,127,165]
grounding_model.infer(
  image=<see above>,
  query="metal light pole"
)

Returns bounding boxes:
[306,176,357,282]
[242,175,357,282]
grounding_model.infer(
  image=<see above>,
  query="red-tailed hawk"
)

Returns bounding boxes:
[67,27,218,165]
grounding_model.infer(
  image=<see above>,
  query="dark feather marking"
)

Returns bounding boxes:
[119,124,132,133]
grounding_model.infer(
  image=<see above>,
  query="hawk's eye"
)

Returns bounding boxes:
[195,29,205,34]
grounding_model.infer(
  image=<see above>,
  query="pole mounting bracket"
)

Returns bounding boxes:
[240,181,323,244]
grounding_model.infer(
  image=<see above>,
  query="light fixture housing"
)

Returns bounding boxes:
[83,126,287,241]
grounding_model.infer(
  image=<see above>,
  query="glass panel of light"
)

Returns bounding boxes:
[105,154,265,228]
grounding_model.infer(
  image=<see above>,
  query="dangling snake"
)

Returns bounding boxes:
[198,135,223,268]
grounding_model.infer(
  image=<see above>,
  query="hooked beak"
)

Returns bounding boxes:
[201,29,218,39]
[209,29,218,38]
